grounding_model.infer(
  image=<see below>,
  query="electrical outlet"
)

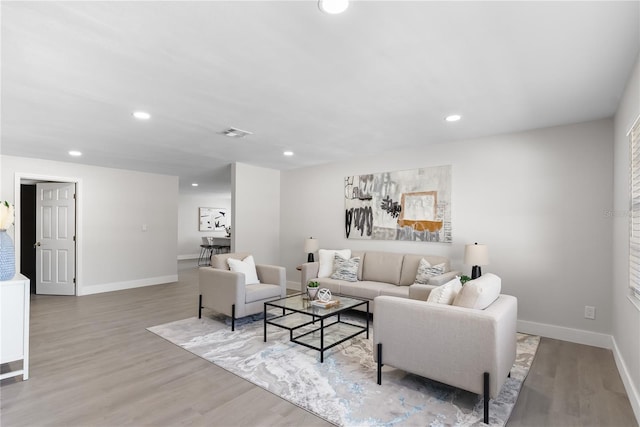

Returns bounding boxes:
[584,305,596,320]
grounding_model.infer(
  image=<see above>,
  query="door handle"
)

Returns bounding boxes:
[33,241,41,248]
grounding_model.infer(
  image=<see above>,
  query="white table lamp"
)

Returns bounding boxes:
[464,242,489,279]
[304,237,319,262]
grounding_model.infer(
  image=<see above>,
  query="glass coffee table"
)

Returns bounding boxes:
[263,294,369,362]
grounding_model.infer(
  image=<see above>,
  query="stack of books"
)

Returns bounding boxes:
[311,299,340,309]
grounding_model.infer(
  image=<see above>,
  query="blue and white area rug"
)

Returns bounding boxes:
[148,314,539,426]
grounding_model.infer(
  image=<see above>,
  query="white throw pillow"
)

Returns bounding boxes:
[414,258,445,284]
[426,276,462,305]
[227,255,260,285]
[318,249,351,278]
[453,273,501,309]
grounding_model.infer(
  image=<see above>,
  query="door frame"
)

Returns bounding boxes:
[14,174,83,296]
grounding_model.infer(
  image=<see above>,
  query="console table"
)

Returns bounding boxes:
[1,274,30,380]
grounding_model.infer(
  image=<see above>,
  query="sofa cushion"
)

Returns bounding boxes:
[362,252,404,285]
[408,283,436,301]
[315,278,344,295]
[339,282,381,300]
[245,283,281,303]
[453,273,501,309]
[400,254,426,286]
[227,255,259,285]
[379,284,410,299]
[318,249,351,278]
[426,277,462,305]
[331,254,360,282]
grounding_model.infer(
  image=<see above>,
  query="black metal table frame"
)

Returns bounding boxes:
[263,295,369,363]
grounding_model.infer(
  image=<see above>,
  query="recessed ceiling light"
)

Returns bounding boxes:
[283,151,294,156]
[133,111,151,120]
[223,127,253,138]
[319,0,349,14]
[445,114,462,122]
[68,150,82,157]
[192,183,199,187]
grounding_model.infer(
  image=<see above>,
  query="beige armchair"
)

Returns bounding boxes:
[198,252,286,330]
[374,287,517,424]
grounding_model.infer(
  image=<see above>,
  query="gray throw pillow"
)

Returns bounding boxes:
[414,258,445,284]
[330,253,360,282]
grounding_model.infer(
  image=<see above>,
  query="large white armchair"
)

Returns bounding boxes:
[373,275,517,424]
[198,252,286,330]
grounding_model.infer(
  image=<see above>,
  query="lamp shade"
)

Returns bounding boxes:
[304,238,319,254]
[464,243,489,266]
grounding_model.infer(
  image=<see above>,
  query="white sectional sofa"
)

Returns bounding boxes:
[300,250,459,312]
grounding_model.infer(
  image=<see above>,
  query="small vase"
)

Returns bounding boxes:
[0,230,16,280]
[307,287,319,300]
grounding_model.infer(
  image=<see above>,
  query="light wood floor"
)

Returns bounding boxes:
[1,261,637,426]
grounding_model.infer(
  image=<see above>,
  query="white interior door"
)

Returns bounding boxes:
[36,182,76,295]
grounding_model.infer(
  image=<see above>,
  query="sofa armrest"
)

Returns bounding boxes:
[256,264,287,297]
[198,267,245,317]
[428,270,460,286]
[300,262,320,292]
[408,283,436,301]
[373,295,517,398]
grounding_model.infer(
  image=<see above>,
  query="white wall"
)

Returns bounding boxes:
[1,155,179,295]
[613,55,640,420]
[281,119,614,342]
[178,192,231,259]
[232,162,280,266]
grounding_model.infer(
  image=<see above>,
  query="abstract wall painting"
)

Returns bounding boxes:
[199,207,228,231]
[344,165,452,242]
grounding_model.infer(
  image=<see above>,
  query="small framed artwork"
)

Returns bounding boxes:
[199,207,227,231]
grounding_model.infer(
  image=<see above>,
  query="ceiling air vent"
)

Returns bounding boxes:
[222,127,253,138]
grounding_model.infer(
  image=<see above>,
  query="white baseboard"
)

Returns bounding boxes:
[517,319,613,349]
[78,275,179,296]
[178,254,199,260]
[612,338,640,424]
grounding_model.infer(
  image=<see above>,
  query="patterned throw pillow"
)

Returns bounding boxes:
[414,258,446,284]
[318,249,351,278]
[330,253,360,282]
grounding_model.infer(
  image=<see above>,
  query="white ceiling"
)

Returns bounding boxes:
[2,1,639,194]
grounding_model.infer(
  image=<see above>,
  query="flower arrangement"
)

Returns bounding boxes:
[0,201,15,230]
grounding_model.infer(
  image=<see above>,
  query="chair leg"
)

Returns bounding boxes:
[231,304,235,331]
[198,295,202,319]
[483,372,490,424]
[377,343,382,385]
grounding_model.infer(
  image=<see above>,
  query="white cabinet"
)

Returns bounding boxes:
[1,274,30,380]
